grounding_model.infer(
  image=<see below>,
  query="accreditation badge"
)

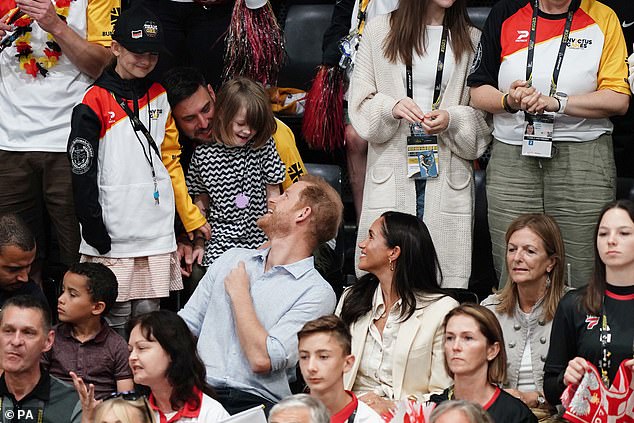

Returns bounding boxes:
[522,113,554,158]
[407,122,439,179]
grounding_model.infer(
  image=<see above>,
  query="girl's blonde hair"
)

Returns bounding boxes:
[94,397,156,423]
[430,400,494,423]
[211,77,276,148]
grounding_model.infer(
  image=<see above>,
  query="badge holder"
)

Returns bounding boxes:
[521,113,554,158]
[407,123,439,179]
[338,31,360,70]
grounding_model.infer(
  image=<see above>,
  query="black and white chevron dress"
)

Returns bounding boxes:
[186,137,286,266]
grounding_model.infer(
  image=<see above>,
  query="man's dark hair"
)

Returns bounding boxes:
[163,67,207,109]
[67,262,118,314]
[0,214,35,252]
[1,295,52,332]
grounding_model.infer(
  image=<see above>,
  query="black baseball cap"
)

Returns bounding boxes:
[112,5,164,54]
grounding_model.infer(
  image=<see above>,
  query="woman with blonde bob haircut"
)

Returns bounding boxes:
[481,214,568,417]
[429,304,537,423]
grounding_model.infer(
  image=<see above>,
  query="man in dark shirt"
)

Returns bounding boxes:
[0,295,81,422]
[0,214,47,308]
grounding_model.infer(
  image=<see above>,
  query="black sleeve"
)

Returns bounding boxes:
[467,0,507,88]
[543,291,579,405]
[67,103,111,255]
[321,0,356,66]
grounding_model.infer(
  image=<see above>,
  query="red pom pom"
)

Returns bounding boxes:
[302,65,345,152]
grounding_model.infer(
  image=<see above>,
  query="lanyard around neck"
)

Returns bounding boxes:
[112,92,162,204]
[525,0,575,96]
[356,0,371,35]
[599,298,611,386]
[405,25,449,112]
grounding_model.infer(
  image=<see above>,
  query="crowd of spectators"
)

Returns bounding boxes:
[0,0,633,422]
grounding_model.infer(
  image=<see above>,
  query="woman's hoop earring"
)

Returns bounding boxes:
[546,274,552,288]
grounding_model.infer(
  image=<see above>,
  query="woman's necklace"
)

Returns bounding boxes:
[9,0,71,78]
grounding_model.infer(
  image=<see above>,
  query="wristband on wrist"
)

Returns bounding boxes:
[503,93,519,114]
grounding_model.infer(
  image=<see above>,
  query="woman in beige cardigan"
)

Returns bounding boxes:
[337,212,458,415]
[348,0,491,288]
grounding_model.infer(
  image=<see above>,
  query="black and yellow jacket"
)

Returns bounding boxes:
[67,66,206,257]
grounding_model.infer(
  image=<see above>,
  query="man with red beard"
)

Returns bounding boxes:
[163,67,307,279]
[179,174,343,416]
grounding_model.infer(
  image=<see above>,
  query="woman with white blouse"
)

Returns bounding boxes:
[337,211,458,415]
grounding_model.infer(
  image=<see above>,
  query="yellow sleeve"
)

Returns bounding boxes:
[272,118,307,190]
[162,113,207,232]
[593,2,631,95]
[86,0,120,47]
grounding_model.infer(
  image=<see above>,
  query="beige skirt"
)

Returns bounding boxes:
[81,252,183,302]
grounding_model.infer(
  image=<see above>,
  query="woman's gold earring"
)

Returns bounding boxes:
[389,258,395,272]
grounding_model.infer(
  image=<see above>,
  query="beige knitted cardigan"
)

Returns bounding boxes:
[349,14,492,288]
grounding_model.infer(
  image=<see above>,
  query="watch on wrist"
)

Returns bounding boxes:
[554,92,568,114]
[537,393,547,407]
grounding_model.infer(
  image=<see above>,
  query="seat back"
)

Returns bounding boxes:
[304,163,345,296]
[468,7,491,30]
[445,288,479,304]
[469,169,498,299]
[305,162,342,194]
[278,3,335,90]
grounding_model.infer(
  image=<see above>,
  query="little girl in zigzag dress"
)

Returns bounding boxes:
[186,77,286,267]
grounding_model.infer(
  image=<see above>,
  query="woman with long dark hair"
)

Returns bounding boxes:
[337,211,458,415]
[348,0,491,289]
[128,311,229,422]
[74,310,229,422]
[543,200,634,406]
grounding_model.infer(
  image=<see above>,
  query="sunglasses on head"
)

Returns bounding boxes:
[104,391,154,421]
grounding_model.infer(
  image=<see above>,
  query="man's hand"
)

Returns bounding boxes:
[176,241,194,277]
[0,10,14,38]
[188,222,211,241]
[15,0,64,35]
[197,222,212,240]
[224,261,250,299]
